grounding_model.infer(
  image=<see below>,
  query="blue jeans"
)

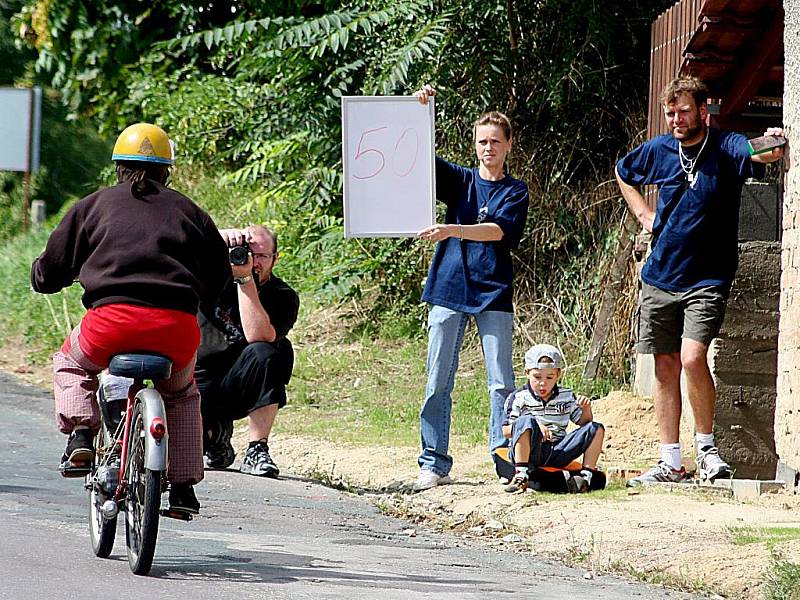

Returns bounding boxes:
[418,305,515,476]
[509,418,604,468]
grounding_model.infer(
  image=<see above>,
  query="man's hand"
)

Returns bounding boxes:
[615,167,655,233]
[220,228,253,279]
[415,84,436,105]
[231,256,253,280]
[751,127,787,164]
[219,228,249,248]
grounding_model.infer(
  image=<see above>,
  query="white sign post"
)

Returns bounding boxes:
[341,96,435,237]
[0,87,42,231]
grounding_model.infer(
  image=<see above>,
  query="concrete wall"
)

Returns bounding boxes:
[776,0,800,487]
[712,242,780,479]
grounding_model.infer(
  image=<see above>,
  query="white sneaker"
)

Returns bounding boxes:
[626,461,688,487]
[696,446,732,481]
[498,476,511,485]
[413,469,452,491]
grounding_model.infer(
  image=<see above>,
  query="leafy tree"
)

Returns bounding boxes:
[0,0,109,238]
[11,0,267,125]
[13,0,675,368]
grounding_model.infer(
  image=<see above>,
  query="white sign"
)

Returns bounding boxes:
[341,96,435,237]
[0,87,41,172]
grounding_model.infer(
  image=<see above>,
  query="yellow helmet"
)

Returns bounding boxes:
[111,123,174,165]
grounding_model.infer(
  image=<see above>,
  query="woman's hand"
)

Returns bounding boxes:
[418,223,458,242]
[415,84,436,105]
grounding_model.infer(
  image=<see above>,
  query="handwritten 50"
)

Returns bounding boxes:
[352,126,420,180]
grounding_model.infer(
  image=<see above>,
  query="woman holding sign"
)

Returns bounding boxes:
[414,85,529,491]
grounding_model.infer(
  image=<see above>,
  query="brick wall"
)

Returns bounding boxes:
[776,0,800,485]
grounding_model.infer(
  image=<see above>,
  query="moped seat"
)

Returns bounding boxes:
[108,353,173,381]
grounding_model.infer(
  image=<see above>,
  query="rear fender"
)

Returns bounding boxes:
[135,388,168,471]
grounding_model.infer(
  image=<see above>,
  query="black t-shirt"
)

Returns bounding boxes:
[196,274,299,363]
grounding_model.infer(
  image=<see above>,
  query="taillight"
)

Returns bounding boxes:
[150,417,166,440]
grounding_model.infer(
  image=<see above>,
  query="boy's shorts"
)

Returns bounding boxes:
[635,282,728,354]
[508,416,603,468]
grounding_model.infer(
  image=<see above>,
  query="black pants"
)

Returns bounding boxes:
[196,340,294,425]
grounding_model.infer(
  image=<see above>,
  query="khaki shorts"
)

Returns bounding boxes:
[635,282,728,354]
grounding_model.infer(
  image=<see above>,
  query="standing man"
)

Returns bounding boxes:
[198,225,299,478]
[615,76,785,485]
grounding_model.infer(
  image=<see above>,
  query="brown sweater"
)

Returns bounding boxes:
[31,181,231,314]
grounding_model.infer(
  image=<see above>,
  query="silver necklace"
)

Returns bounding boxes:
[678,130,709,188]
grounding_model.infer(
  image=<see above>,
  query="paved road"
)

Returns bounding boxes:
[0,372,702,600]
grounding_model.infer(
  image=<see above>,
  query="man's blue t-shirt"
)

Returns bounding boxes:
[421,157,529,314]
[616,129,765,292]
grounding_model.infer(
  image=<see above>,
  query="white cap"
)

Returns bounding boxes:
[524,344,564,370]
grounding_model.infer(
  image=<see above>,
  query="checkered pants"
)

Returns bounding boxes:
[53,322,204,484]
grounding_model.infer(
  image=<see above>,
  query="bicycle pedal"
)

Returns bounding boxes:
[59,461,91,478]
[160,508,194,521]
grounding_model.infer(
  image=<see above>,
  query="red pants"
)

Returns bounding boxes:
[54,304,204,484]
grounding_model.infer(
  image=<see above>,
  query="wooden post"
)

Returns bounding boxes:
[582,212,640,380]
[22,170,30,232]
[22,88,34,233]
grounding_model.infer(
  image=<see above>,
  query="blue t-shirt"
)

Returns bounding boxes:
[421,157,529,313]
[616,129,765,292]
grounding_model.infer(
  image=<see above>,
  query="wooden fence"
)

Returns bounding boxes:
[648,0,704,139]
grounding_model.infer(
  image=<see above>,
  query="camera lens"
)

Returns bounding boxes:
[229,245,249,265]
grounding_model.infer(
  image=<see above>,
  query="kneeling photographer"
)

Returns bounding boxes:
[197,225,300,477]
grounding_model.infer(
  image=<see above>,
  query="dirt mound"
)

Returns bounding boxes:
[592,390,660,467]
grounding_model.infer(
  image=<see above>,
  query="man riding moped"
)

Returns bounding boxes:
[31,122,231,514]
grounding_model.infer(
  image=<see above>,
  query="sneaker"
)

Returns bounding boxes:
[504,474,529,494]
[204,420,235,470]
[239,439,280,478]
[412,469,452,491]
[626,461,688,487]
[59,428,94,474]
[566,473,589,493]
[498,476,511,485]
[696,446,732,482]
[168,483,200,514]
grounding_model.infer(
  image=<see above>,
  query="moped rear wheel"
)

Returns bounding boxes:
[88,417,117,557]
[124,400,162,575]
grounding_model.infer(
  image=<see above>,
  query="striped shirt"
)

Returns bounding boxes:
[502,384,583,441]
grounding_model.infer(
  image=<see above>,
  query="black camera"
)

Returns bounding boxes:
[229,240,250,265]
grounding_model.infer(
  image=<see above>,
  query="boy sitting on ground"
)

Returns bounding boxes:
[502,344,605,494]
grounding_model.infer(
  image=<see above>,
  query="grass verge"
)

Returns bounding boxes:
[278,304,621,450]
[764,555,800,600]
[276,305,515,448]
[728,526,800,548]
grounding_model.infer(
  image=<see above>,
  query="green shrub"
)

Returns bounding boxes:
[0,229,84,362]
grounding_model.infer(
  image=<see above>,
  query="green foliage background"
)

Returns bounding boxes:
[2,0,675,379]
